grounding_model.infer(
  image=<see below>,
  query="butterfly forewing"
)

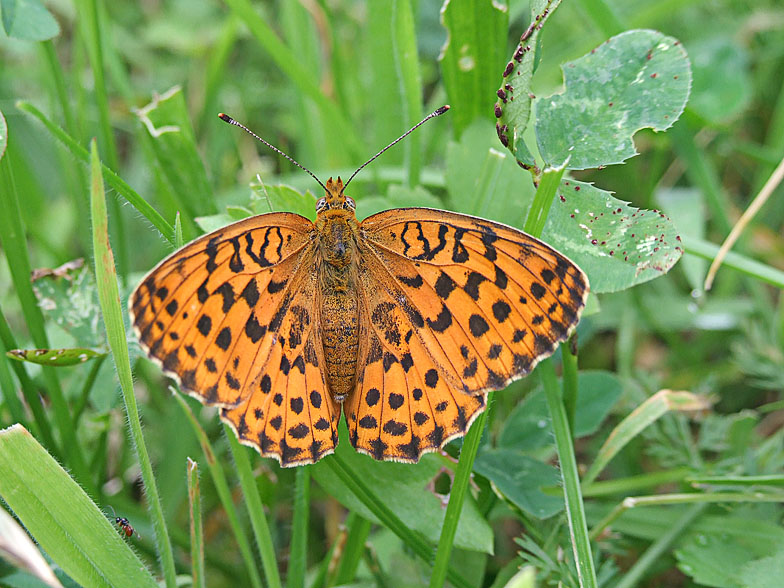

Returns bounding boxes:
[359,208,589,394]
[130,213,342,466]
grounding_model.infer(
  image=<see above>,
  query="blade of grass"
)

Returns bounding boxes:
[89,139,177,588]
[562,334,579,431]
[0,140,90,488]
[683,235,784,288]
[429,407,488,588]
[221,0,364,159]
[540,361,597,587]
[331,513,372,586]
[17,101,175,244]
[287,467,310,588]
[525,169,597,587]
[0,425,158,588]
[187,458,206,588]
[325,453,473,588]
[172,392,263,588]
[225,428,283,588]
[0,328,27,427]
[391,0,423,186]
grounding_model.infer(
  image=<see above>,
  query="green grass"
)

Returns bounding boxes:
[1,1,783,587]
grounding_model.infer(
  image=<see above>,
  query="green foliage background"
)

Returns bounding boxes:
[0,1,783,587]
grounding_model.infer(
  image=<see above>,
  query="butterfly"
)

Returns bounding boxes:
[130,107,589,467]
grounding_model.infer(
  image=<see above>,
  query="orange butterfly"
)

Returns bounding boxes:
[130,107,588,467]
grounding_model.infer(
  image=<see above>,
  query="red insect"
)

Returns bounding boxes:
[107,506,140,539]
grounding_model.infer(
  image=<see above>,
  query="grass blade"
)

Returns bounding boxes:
[287,467,310,588]
[187,458,206,588]
[89,139,177,588]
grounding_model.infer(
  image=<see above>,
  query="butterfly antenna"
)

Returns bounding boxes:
[218,113,328,193]
[344,105,450,190]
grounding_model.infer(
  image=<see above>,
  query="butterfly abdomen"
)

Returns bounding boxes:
[320,286,359,403]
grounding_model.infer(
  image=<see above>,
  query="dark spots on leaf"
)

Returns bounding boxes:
[492,300,511,322]
[197,315,212,336]
[469,314,489,337]
[425,369,439,388]
[434,271,457,299]
[383,420,407,436]
[216,327,232,350]
[531,282,546,299]
[359,415,377,429]
[366,388,380,407]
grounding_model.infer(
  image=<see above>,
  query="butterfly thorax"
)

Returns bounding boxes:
[315,177,361,402]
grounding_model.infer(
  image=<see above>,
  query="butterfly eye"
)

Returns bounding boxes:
[316,197,327,212]
[345,196,356,210]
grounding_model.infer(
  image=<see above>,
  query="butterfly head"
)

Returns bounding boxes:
[316,177,356,215]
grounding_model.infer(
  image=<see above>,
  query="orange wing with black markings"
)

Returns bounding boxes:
[130,213,339,466]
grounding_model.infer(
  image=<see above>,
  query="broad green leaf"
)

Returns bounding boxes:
[536,29,691,169]
[0,507,62,587]
[250,182,317,220]
[494,0,562,165]
[6,347,104,366]
[739,549,784,588]
[498,370,622,450]
[445,121,534,226]
[656,187,706,292]
[542,179,684,292]
[689,36,751,123]
[0,0,59,40]
[31,261,105,348]
[473,449,562,518]
[675,534,753,588]
[0,425,157,587]
[312,439,493,554]
[439,0,509,137]
[357,184,443,220]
